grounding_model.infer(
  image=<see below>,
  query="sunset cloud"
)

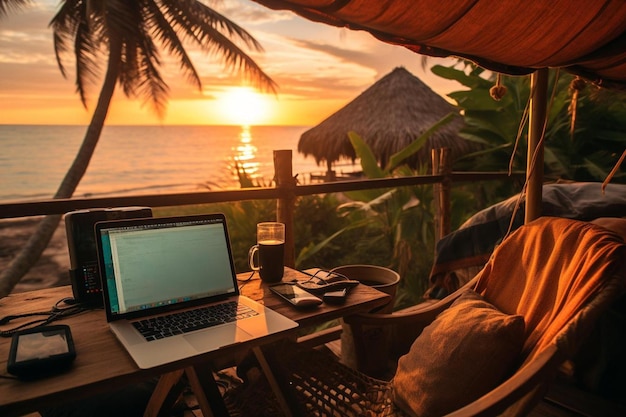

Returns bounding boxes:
[0,0,461,126]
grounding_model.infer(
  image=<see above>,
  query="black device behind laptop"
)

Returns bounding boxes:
[93,213,297,369]
[65,207,152,306]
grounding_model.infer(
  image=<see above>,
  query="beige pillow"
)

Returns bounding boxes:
[393,289,525,417]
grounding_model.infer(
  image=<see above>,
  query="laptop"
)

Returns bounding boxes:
[94,213,298,369]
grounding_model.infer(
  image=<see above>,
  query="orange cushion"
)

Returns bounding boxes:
[392,290,525,417]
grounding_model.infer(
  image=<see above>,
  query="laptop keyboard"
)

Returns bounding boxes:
[132,301,259,341]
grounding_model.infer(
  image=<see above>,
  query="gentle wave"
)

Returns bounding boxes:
[1,124,334,202]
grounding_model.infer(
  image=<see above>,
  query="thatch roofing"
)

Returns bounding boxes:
[298,67,473,170]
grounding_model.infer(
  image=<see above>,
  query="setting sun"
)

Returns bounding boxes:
[217,87,275,126]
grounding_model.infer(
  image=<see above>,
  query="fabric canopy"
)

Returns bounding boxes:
[251,0,626,90]
[252,0,626,223]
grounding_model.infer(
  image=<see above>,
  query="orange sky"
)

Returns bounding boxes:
[0,1,462,126]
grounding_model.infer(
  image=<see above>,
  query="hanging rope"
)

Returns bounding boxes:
[489,73,507,101]
[602,150,626,193]
[568,76,586,141]
[509,98,530,175]
[505,69,560,238]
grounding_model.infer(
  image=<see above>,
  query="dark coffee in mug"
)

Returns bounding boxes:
[258,239,284,282]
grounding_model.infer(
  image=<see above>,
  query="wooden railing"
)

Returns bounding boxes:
[0,150,524,268]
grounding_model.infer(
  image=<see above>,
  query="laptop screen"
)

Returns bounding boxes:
[96,214,238,319]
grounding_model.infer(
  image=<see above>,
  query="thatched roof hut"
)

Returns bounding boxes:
[298,67,475,173]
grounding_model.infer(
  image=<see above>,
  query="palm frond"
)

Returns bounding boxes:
[133,36,169,117]
[74,20,102,106]
[145,0,202,89]
[0,0,30,17]
[49,0,277,116]
[161,0,277,93]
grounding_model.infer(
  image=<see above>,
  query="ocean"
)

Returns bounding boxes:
[0,124,344,203]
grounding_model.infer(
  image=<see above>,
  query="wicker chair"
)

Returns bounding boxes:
[224,217,626,416]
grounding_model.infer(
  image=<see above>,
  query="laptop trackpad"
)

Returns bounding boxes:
[183,324,254,352]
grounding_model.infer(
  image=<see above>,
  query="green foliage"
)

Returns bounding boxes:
[433,64,530,176]
[340,132,437,307]
[543,87,626,182]
[434,63,626,184]
[295,117,457,308]
[293,193,352,269]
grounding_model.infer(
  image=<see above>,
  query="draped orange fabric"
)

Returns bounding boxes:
[473,217,626,361]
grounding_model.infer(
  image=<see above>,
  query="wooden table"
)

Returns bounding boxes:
[0,267,390,417]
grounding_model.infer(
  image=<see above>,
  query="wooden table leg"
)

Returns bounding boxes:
[144,366,229,417]
[143,369,185,417]
[252,346,294,417]
[185,365,229,417]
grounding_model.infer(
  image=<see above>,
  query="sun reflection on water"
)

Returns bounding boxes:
[231,125,260,185]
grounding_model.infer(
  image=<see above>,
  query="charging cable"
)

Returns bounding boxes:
[0,297,87,337]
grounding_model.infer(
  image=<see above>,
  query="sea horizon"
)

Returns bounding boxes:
[0,123,312,127]
[1,124,358,203]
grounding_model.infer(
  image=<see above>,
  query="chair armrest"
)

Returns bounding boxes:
[445,344,563,417]
[343,298,444,327]
[342,279,478,365]
[343,276,477,327]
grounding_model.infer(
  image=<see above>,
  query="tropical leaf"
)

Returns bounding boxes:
[386,113,457,172]
[431,64,492,90]
[348,131,385,178]
[0,0,30,17]
[296,227,350,265]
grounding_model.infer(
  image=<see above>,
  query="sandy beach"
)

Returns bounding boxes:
[0,217,70,294]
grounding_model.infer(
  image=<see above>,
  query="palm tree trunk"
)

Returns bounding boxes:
[0,40,122,298]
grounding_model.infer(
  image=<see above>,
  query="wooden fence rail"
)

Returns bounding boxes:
[0,149,524,268]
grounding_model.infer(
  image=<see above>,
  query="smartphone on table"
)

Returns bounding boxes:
[270,283,322,308]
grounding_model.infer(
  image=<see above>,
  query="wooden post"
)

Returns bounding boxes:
[526,68,547,223]
[432,148,451,244]
[274,150,296,268]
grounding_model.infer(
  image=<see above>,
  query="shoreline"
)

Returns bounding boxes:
[0,217,70,294]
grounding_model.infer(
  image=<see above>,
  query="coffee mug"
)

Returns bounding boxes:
[248,222,285,282]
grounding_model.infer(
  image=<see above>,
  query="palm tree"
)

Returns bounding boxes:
[0,0,29,16]
[0,0,276,297]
